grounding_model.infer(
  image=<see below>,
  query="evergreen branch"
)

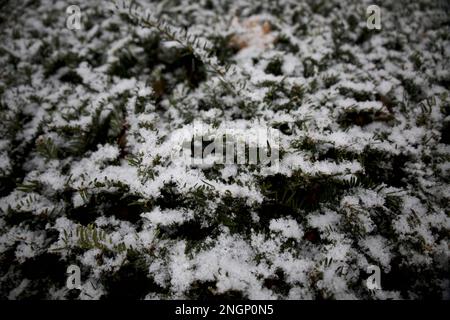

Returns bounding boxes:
[110,0,246,96]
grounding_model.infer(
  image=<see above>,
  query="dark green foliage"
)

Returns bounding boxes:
[322,74,339,88]
[265,57,283,76]
[355,26,374,45]
[401,77,424,102]
[160,220,216,242]
[346,13,359,30]
[259,173,338,214]
[359,148,409,188]
[215,194,253,235]
[31,40,52,65]
[36,137,59,160]
[303,58,317,78]
[12,253,68,299]
[318,148,356,164]
[260,79,306,111]
[44,52,81,77]
[59,70,83,85]
[339,111,373,127]
[97,193,145,224]
[164,49,206,88]
[209,35,239,64]
[289,84,306,104]
[381,256,447,299]
[303,228,321,244]
[385,36,404,51]
[258,167,384,222]
[274,122,293,135]
[263,268,291,296]
[274,34,299,53]
[186,280,247,300]
[102,251,165,299]
[107,50,138,79]
[338,87,373,102]
[338,109,394,128]
[440,120,450,144]
[66,100,126,157]
[409,52,423,71]
[156,181,184,210]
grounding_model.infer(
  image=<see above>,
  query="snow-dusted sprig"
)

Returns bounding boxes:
[110,0,248,96]
[54,224,129,253]
[126,152,160,183]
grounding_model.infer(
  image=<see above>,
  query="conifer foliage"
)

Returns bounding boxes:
[0,0,449,299]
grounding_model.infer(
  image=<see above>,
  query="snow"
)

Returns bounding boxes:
[0,0,448,301]
[269,218,304,240]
